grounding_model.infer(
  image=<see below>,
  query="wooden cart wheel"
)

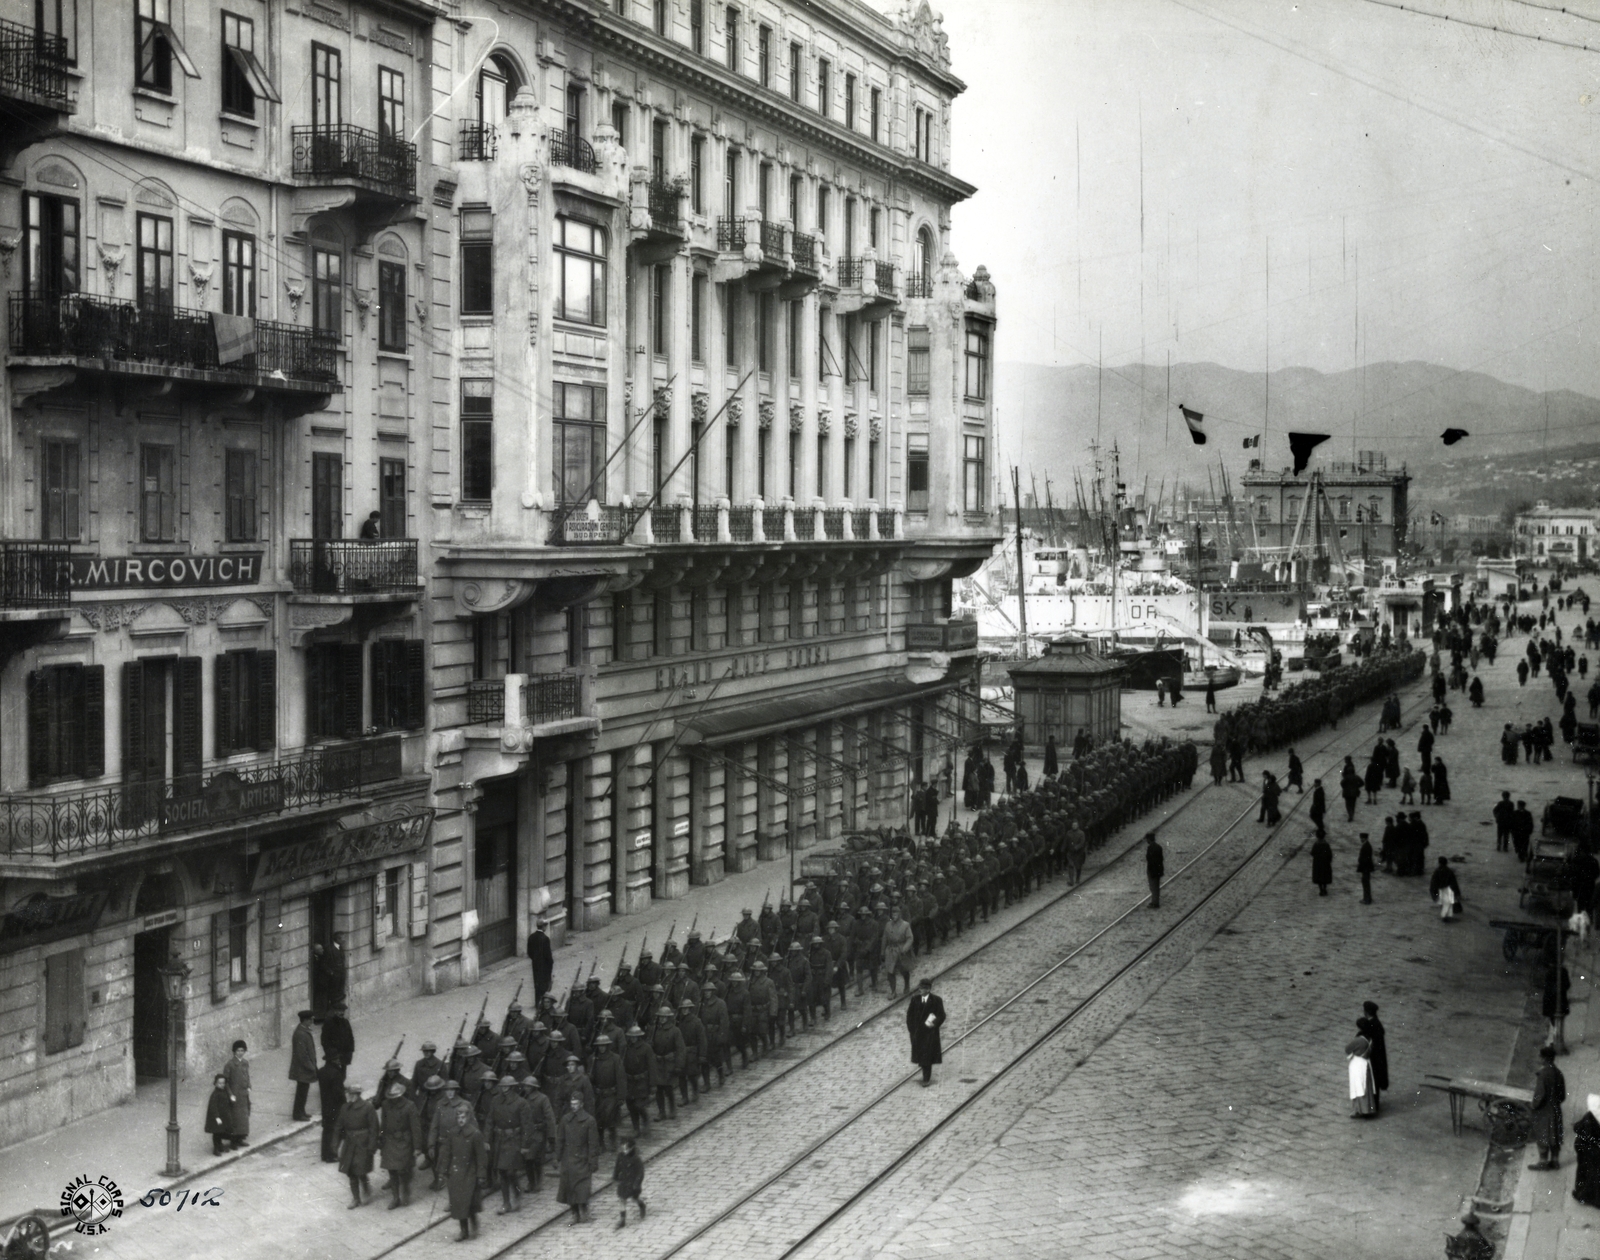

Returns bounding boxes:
[1487,1099,1533,1147]
[4,1216,50,1260]
[1503,931,1521,962]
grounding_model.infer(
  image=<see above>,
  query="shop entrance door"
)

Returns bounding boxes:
[309,888,335,1014]
[132,928,172,1079]
[474,780,517,965]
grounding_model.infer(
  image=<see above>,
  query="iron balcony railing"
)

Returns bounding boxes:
[0,734,405,858]
[852,508,873,538]
[647,178,682,232]
[651,506,682,543]
[466,679,505,724]
[467,675,584,725]
[759,220,786,258]
[839,257,866,287]
[458,120,496,161]
[875,262,896,295]
[9,293,342,386]
[823,508,847,540]
[727,505,755,541]
[791,232,818,275]
[289,539,419,595]
[791,510,816,541]
[549,129,597,172]
[0,541,72,609]
[905,274,934,299]
[291,125,418,200]
[692,506,719,541]
[0,18,69,106]
[717,217,747,252]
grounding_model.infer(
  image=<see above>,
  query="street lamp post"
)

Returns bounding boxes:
[159,955,192,1176]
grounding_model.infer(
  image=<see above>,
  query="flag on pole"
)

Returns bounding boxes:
[1440,428,1469,446]
[1287,432,1330,476]
[1241,434,1261,449]
[1179,404,1206,446]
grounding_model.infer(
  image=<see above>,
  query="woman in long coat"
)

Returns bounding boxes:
[555,1096,602,1225]
[436,1104,487,1239]
[1310,838,1333,896]
[1346,1035,1377,1118]
[334,1083,380,1207]
[222,1040,251,1148]
[1431,757,1451,804]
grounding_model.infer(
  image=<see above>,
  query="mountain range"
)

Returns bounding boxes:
[996,360,1600,512]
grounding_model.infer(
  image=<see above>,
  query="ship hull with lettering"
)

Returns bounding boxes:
[974,591,1204,643]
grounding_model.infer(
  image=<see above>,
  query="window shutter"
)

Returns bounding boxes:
[340,643,365,737]
[409,862,428,938]
[43,949,86,1054]
[370,641,390,731]
[82,666,105,779]
[210,912,230,1003]
[121,662,146,777]
[176,656,203,777]
[214,652,236,757]
[403,639,425,730]
[27,671,49,787]
[371,875,385,950]
[258,889,282,987]
[256,650,276,751]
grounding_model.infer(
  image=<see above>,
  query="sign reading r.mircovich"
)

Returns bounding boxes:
[66,552,264,591]
[248,805,435,892]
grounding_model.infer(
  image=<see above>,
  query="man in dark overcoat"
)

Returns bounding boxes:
[317,1053,346,1163]
[378,1081,422,1208]
[527,918,555,1006]
[289,1009,318,1121]
[1530,1046,1568,1170]
[436,1100,487,1240]
[321,1001,355,1070]
[906,976,946,1086]
[556,1095,602,1225]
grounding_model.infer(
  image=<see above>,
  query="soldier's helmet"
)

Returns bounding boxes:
[566,1054,581,1065]
[789,940,803,951]
[875,901,888,911]
[687,929,702,940]
[531,1021,548,1034]
[811,935,825,946]
[387,1081,406,1099]
[441,1078,460,1092]
[649,983,665,994]
[741,908,754,916]
[679,998,696,1010]
[752,960,768,971]
[599,1009,614,1021]
[497,1036,516,1050]
[385,1058,402,1071]
[420,1040,437,1053]
[639,949,653,961]
[548,1030,565,1043]
[475,1016,491,1029]
[594,1033,613,1047]
[453,1037,470,1052]
[508,1002,523,1013]
[481,1071,499,1087]
[423,1075,445,1091]
[506,1050,525,1065]
[626,1025,645,1038]
[462,1044,481,1059]
[779,899,792,910]
[826,920,840,931]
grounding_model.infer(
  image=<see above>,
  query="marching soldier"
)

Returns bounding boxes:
[377,1057,407,1105]
[517,1077,556,1194]
[785,940,812,1032]
[551,1053,596,1119]
[725,970,752,1067]
[700,983,731,1087]
[471,1015,499,1060]
[677,999,707,1103]
[486,1075,531,1213]
[417,1075,445,1183]
[747,961,775,1058]
[588,1032,624,1150]
[378,1080,422,1209]
[409,1041,444,1101]
[807,934,833,1023]
[649,1008,686,1121]
[621,1025,655,1137]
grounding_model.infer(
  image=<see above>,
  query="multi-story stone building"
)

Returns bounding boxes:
[0,0,445,1138]
[1241,452,1410,560]
[426,0,999,987]
[1513,500,1598,565]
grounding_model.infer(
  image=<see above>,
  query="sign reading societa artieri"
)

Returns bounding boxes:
[249,806,435,892]
[66,552,264,590]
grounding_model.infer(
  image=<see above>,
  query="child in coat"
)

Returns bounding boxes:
[204,1074,232,1155]
[613,1138,645,1228]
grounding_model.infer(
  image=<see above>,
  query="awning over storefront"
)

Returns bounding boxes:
[677,676,964,748]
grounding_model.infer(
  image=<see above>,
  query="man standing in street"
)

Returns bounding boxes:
[527,918,554,1007]
[317,1052,346,1163]
[906,977,946,1086]
[1310,834,1333,896]
[1310,779,1327,840]
[1145,832,1164,909]
[321,1000,355,1071]
[289,1009,318,1121]
[1357,834,1375,905]
[1493,791,1516,853]
[1530,1046,1568,1170]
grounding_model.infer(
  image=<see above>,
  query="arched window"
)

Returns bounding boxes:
[913,226,933,293]
[478,54,519,122]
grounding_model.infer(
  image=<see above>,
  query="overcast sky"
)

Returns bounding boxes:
[939,0,1600,399]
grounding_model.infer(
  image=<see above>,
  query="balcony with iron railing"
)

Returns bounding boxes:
[823,508,848,540]
[458,120,496,161]
[291,125,418,202]
[759,221,786,259]
[852,508,874,539]
[727,505,755,542]
[716,217,747,253]
[691,506,720,542]
[0,18,70,114]
[288,539,420,598]
[651,505,682,543]
[875,262,896,296]
[465,673,584,727]
[904,273,934,299]
[549,129,597,173]
[791,233,819,276]
[8,293,343,394]
[647,178,683,233]
[0,733,409,860]
[0,541,71,612]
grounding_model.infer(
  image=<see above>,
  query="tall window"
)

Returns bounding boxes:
[758,24,771,86]
[135,213,173,308]
[725,6,739,71]
[868,436,879,501]
[908,434,929,512]
[787,300,801,378]
[691,273,706,362]
[225,449,257,542]
[38,0,78,65]
[43,950,86,1054]
[817,308,829,382]
[462,380,493,502]
[788,427,800,497]
[23,193,79,296]
[816,185,829,247]
[555,217,607,325]
[914,106,934,162]
[651,265,668,356]
[757,426,770,499]
[312,43,341,128]
[817,57,830,116]
[843,435,854,499]
[963,435,986,511]
[228,906,249,986]
[724,285,740,366]
[690,420,703,501]
[842,313,856,385]
[789,41,802,102]
[139,444,176,542]
[816,433,828,499]
[221,230,255,317]
[907,326,930,394]
[221,13,278,117]
[478,54,513,122]
[610,100,628,145]
[312,452,342,538]
[27,663,102,787]
[311,247,341,334]
[41,440,81,542]
[653,413,668,491]
[869,322,880,392]
[869,207,880,251]
[725,424,738,500]
[690,0,704,53]
[378,259,406,351]
[565,84,584,139]
[724,148,739,220]
[654,0,668,35]
[554,382,607,504]
[965,324,990,399]
[460,208,492,315]
[215,649,270,755]
[690,134,705,212]
[870,87,881,141]
[789,173,802,225]
[844,73,856,129]
[378,67,405,143]
[844,197,855,257]
[651,117,668,182]
[380,458,406,538]
[371,640,425,732]
[757,292,773,373]
[136,0,197,94]
[758,161,771,220]
[915,226,934,290]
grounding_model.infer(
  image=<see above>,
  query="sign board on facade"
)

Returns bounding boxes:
[654,643,831,692]
[673,819,690,836]
[140,908,182,931]
[0,892,108,954]
[160,771,284,834]
[67,552,264,591]
[249,807,435,892]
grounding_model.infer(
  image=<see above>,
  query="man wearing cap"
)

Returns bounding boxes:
[649,1008,686,1120]
[486,1074,532,1213]
[317,1051,346,1163]
[418,1076,446,1182]
[378,1057,407,1105]
[333,1081,380,1207]
[907,976,947,1087]
[552,1053,596,1119]
[471,1015,499,1061]
[503,1001,533,1048]
[806,935,833,1023]
[636,948,661,990]
[500,1049,530,1087]
[321,1000,355,1071]
[1530,1045,1568,1170]
[436,1091,487,1240]
[409,1040,445,1102]
[588,1033,624,1150]
[785,941,812,1032]
[459,1045,492,1116]
[747,961,776,1059]
[881,905,914,997]
[536,1030,570,1099]
[493,1035,519,1077]
[699,985,730,1088]
[684,928,706,976]
[527,917,555,1006]
[474,1071,499,1127]
[621,1025,656,1136]
[517,1077,557,1194]
[676,999,707,1104]
[556,1094,602,1226]
[289,1009,318,1121]
[379,1079,423,1209]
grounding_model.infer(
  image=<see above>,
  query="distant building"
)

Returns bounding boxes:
[1240,452,1410,557]
[1514,500,1599,563]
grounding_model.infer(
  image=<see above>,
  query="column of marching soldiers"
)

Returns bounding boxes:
[328,734,1203,1231]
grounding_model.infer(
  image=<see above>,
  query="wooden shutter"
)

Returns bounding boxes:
[175,656,203,777]
[121,662,146,777]
[210,912,230,1003]
[27,670,49,787]
[258,888,282,987]
[409,862,428,938]
[403,639,425,730]
[43,949,86,1053]
[339,643,365,737]
[255,650,276,751]
[82,665,105,779]
[370,641,391,731]
[214,652,236,756]
[371,874,385,950]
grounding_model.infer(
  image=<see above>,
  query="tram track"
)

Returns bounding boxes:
[382,672,1435,1260]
